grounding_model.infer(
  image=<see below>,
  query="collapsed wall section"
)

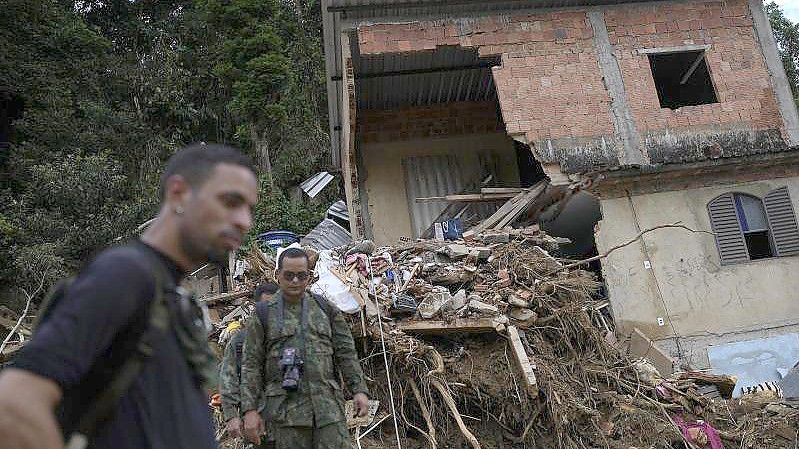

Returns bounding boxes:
[355,0,792,176]
[357,11,619,175]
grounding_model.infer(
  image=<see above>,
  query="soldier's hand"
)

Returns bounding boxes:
[225,417,243,439]
[243,410,263,444]
[353,392,370,418]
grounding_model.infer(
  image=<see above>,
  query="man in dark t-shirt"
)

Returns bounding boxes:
[0,143,259,449]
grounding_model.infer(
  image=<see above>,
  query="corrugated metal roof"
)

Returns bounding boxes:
[327,200,349,222]
[301,218,353,250]
[301,171,335,198]
[357,68,496,109]
[356,46,485,75]
[329,0,670,19]
[355,47,498,109]
[403,153,502,237]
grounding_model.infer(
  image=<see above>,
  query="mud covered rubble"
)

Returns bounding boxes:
[203,229,799,449]
[325,228,799,449]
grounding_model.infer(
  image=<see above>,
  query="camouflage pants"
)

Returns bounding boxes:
[265,421,350,449]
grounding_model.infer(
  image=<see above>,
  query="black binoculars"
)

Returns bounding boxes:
[279,347,303,391]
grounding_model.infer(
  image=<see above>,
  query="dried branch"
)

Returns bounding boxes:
[549,222,714,275]
[409,377,437,449]
[1,274,47,354]
[429,378,481,449]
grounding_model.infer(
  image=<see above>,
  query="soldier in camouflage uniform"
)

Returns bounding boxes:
[241,248,370,449]
[219,282,279,440]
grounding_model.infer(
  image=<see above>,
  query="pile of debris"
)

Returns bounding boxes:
[188,228,799,449]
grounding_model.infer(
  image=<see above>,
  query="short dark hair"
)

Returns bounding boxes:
[254,282,279,299]
[159,142,256,200]
[277,247,309,271]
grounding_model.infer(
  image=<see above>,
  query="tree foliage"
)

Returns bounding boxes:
[1,0,334,307]
[767,2,799,102]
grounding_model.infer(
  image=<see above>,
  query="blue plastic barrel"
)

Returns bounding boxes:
[257,230,300,252]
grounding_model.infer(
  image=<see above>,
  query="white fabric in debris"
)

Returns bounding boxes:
[310,250,360,314]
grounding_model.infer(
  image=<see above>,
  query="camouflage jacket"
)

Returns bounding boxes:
[240,291,369,428]
[219,329,246,421]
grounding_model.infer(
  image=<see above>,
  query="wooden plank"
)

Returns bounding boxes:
[481,187,524,194]
[398,318,498,335]
[507,326,539,396]
[493,182,548,230]
[415,193,519,203]
[201,289,251,305]
[470,191,528,234]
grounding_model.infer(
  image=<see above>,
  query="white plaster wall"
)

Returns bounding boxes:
[597,176,799,367]
[361,133,519,245]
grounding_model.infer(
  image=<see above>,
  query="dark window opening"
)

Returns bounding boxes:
[648,51,718,109]
[733,193,774,260]
[744,231,773,260]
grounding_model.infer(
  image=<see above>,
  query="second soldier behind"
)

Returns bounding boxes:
[219,282,279,441]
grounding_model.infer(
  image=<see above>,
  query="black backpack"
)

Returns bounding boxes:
[30,245,173,449]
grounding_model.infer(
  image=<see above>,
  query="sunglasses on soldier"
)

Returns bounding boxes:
[282,271,309,282]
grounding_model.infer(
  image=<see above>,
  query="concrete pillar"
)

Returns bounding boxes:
[587,8,647,166]
[748,0,799,146]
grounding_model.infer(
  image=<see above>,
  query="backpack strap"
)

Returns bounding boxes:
[255,300,272,336]
[311,293,339,332]
[256,293,338,335]
[232,331,245,380]
[64,246,172,449]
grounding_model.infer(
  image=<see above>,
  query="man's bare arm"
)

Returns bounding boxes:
[0,368,64,449]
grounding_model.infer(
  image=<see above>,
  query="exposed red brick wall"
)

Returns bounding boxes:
[357,101,504,143]
[605,0,782,132]
[356,0,785,146]
[358,12,616,145]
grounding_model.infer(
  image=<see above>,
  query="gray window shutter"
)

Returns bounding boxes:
[763,187,799,257]
[708,193,749,265]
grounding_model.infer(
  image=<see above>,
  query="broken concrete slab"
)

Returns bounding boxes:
[627,328,675,376]
[493,315,509,326]
[507,294,530,308]
[480,232,510,244]
[509,308,537,326]
[507,326,539,396]
[438,244,470,260]
[418,291,451,319]
[468,246,492,260]
[468,299,499,314]
[451,289,468,310]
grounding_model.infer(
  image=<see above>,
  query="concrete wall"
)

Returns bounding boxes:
[596,176,799,368]
[361,132,519,245]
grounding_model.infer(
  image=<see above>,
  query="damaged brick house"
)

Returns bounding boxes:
[321,0,799,370]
